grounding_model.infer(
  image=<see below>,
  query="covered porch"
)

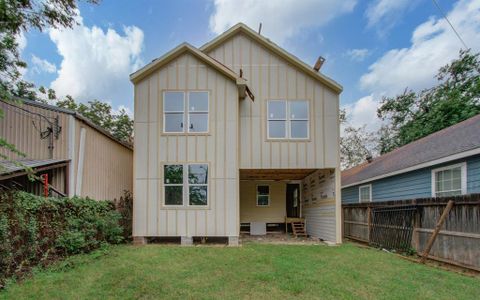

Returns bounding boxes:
[239,168,338,242]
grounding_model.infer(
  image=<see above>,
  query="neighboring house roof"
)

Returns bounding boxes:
[0,158,69,180]
[130,42,246,85]
[342,114,480,188]
[11,98,133,150]
[199,23,343,94]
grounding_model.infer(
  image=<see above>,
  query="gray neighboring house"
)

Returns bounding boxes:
[342,114,480,203]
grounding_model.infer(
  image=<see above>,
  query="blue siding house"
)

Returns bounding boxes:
[342,114,480,204]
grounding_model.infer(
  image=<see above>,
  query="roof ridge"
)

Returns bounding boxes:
[344,113,480,173]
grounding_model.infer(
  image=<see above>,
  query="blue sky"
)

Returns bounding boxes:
[20,0,479,130]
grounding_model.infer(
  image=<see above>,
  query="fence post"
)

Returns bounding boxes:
[420,200,454,263]
[367,205,372,243]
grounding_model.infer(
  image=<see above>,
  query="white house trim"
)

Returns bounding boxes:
[67,115,76,197]
[358,184,372,203]
[342,147,480,188]
[75,127,86,195]
[431,162,467,197]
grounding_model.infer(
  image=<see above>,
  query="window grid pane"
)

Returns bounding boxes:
[434,166,463,197]
[188,92,209,112]
[359,186,370,202]
[164,92,184,112]
[257,186,270,206]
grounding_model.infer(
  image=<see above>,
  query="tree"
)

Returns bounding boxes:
[0,0,98,168]
[340,109,379,170]
[377,50,480,154]
[53,93,133,143]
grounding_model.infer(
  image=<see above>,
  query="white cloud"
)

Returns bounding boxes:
[342,95,382,132]
[209,0,357,45]
[17,31,27,54]
[49,13,144,104]
[31,55,57,74]
[360,0,480,96]
[345,48,370,61]
[365,0,412,31]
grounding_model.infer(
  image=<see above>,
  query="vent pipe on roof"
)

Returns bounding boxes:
[313,56,325,72]
[258,23,262,35]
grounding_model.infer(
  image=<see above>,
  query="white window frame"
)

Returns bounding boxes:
[358,184,372,203]
[267,100,309,140]
[163,163,209,207]
[163,91,209,134]
[256,185,270,207]
[431,162,467,197]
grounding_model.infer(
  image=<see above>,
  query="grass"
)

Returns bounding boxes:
[1,242,479,299]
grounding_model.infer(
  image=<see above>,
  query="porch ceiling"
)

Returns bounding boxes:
[239,169,317,181]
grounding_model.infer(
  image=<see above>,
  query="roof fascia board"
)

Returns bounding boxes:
[199,24,343,94]
[130,43,244,85]
[341,147,480,188]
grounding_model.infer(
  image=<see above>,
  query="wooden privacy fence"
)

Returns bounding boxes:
[343,194,480,271]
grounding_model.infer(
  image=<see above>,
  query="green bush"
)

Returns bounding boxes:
[0,191,123,287]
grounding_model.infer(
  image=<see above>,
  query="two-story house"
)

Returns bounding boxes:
[130,23,342,245]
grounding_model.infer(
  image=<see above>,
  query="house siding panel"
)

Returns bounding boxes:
[342,155,480,203]
[206,33,339,170]
[133,52,239,238]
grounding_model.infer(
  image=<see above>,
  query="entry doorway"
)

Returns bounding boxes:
[286,183,300,218]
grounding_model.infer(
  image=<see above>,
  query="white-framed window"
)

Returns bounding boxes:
[163,91,209,133]
[359,184,372,203]
[164,163,208,206]
[256,185,270,206]
[267,100,309,139]
[431,163,467,197]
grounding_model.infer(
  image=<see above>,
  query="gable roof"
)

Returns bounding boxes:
[342,114,480,188]
[199,23,343,94]
[130,42,246,85]
[8,98,133,150]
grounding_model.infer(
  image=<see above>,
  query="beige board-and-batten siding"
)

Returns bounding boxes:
[205,33,339,170]
[74,120,133,201]
[206,32,341,243]
[302,169,337,242]
[133,52,239,237]
[0,100,133,201]
[0,100,70,160]
[240,181,286,223]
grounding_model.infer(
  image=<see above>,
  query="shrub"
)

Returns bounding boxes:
[0,191,123,287]
[113,190,133,241]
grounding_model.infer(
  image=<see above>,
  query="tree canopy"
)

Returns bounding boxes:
[377,50,480,154]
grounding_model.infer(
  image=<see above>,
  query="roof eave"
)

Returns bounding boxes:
[199,23,343,94]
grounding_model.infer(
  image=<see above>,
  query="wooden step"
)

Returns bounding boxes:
[291,221,307,238]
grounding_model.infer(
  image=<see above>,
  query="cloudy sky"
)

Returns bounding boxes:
[21,0,480,128]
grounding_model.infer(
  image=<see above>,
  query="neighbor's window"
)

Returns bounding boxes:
[164,91,209,133]
[432,163,466,197]
[256,185,270,206]
[267,100,308,139]
[359,185,371,203]
[164,164,209,206]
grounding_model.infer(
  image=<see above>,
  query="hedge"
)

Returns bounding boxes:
[0,191,123,287]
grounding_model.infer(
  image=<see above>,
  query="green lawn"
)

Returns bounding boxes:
[1,242,478,299]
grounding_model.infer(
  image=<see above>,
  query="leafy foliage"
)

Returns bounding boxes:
[53,94,133,143]
[377,50,480,154]
[340,109,379,170]
[0,0,99,172]
[0,191,122,286]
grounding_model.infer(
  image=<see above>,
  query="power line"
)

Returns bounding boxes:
[431,0,469,50]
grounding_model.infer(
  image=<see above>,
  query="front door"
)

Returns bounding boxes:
[286,184,300,218]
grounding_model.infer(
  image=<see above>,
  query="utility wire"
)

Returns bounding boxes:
[431,0,469,50]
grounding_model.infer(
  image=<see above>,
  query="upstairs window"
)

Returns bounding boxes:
[164,91,209,133]
[432,163,466,197]
[359,185,371,203]
[267,100,309,139]
[256,185,270,206]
